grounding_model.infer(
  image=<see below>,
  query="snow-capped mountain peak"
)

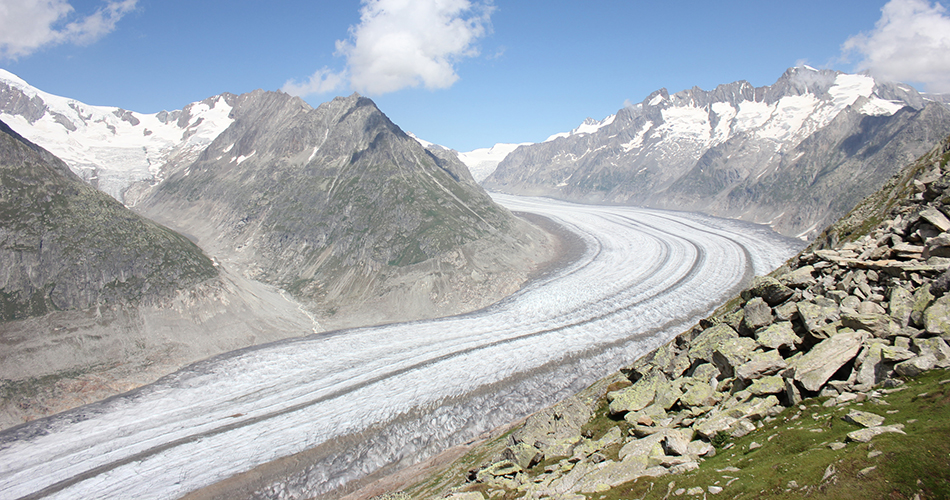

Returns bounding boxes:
[0,69,236,203]
[545,113,617,142]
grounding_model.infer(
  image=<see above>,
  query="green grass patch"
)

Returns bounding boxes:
[592,368,950,500]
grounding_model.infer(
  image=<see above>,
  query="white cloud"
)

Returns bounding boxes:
[0,0,137,60]
[281,67,347,97]
[842,0,950,93]
[337,0,493,95]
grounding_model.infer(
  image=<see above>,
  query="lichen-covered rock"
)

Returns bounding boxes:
[735,350,787,381]
[608,371,664,415]
[744,276,795,306]
[895,354,938,377]
[510,396,591,458]
[843,409,886,428]
[780,266,817,288]
[712,337,758,378]
[924,294,950,336]
[742,297,774,331]
[503,442,544,470]
[797,297,841,337]
[678,379,720,408]
[912,337,950,366]
[746,375,786,396]
[755,321,799,351]
[854,341,888,390]
[788,331,866,392]
[688,324,739,363]
[846,424,906,443]
[841,312,899,338]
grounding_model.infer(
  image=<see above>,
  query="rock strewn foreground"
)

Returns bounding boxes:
[406,134,950,499]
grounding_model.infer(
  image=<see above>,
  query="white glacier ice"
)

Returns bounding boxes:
[0,195,801,500]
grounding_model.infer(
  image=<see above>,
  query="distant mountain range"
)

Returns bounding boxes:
[476,67,950,239]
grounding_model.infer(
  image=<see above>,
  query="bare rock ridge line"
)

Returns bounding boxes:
[134,91,556,329]
[404,133,950,499]
[483,67,950,240]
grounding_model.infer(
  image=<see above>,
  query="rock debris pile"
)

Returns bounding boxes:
[429,137,950,499]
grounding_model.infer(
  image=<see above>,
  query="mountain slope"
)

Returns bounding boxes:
[484,67,950,239]
[135,91,555,327]
[0,119,320,429]
[0,119,216,319]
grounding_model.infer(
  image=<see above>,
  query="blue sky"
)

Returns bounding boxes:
[2,0,950,151]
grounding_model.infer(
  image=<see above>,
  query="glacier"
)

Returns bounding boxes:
[0,195,800,499]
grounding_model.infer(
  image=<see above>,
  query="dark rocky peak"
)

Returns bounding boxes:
[762,66,840,103]
[0,80,47,123]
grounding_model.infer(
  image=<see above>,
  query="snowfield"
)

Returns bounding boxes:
[0,195,800,499]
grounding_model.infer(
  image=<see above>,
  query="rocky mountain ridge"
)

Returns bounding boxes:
[483,67,950,240]
[402,133,950,499]
[135,91,555,327]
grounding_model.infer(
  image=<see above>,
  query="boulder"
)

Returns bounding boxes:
[895,354,938,377]
[854,341,888,389]
[846,424,906,443]
[641,341,691,380]
[880,345,915,362]
[841,312,899,337]
[503,442,544,470]
[662,433,691,457]
[923,233,950,259]
[911,284,935,327]
[688,324,739,363]
[843,409,886,428]
[687,440,716,457]
[774,301,800,321]
[924,294,950,336]
[744,276,795,306]
[712,337,758,378]
[743,297,774,331]
[780,266,817,288]
[921,207,950,232]
[746,375,786,396]
[788,331,866,392]
[691,363,720,383]
[735,350,788,381]
[912,337,950,367]
[608,371,663,415]
[511,396,591,458]
[797,297,841,337]
[755,321,799,351]
[678,379,720,408]
[618,430,671,462]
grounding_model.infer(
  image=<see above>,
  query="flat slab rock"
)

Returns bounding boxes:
[847,424,906,443]
[788,331,866,392]
[843,409,886,428]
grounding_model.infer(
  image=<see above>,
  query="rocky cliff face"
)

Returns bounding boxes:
[136,91,554,326]
[483,68,950,240]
